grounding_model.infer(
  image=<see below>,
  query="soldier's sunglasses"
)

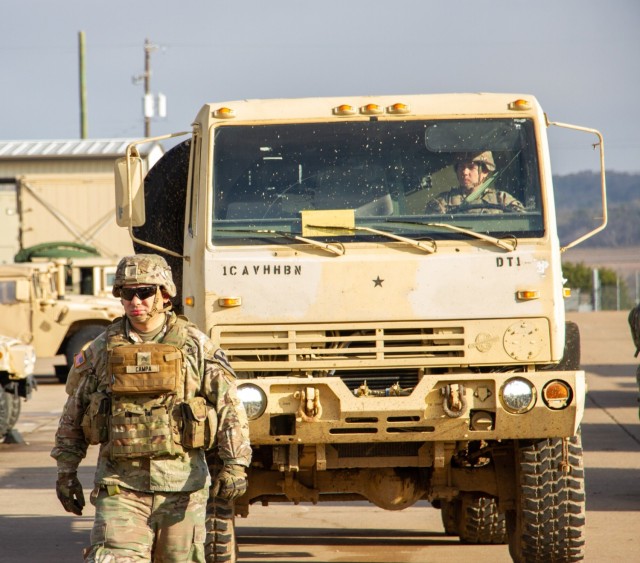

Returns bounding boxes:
[120,285,158,301]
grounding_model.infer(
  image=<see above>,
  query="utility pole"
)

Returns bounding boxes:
[143,38,154,136]
[78,31,88,138]
[133,38,165,137]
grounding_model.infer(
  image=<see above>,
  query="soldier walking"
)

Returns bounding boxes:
[51,254,251,562]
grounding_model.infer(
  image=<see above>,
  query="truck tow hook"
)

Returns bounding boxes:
[441,383,467,418]
[295,387,323,422]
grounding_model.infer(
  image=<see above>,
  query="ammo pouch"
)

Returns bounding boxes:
[110,400,175,459]
[181,396,218,450]
[109,344,181,395]
[81,392,111,445]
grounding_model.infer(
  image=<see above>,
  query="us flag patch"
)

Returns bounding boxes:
[74,351,86,368]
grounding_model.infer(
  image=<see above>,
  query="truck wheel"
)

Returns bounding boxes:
[458,494,506,544]
[506,434,586,562]
[0,387,10,439]
[440,499,459,536]
[440,495,507,544]
[206,496,237,563]
[57,325,106,383]
[5,389,21,432]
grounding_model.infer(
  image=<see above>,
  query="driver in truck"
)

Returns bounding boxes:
[425,150,526,214]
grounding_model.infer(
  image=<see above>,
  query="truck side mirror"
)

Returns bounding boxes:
[115,156,146,227]
[15,279,30,302]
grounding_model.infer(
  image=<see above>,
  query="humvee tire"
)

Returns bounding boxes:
[0,386,10,439]
[506,434,586,562]
[5,388,21,433]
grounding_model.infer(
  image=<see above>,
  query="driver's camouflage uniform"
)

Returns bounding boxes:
[425,186,526,214]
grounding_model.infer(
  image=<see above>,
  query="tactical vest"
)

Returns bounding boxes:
[84,316,217,460]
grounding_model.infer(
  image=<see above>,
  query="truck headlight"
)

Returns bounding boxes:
[500,377,536,414]
[237,383,267,420]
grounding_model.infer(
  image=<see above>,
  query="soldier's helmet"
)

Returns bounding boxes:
[455,150,496,172]
[112,254,177,298]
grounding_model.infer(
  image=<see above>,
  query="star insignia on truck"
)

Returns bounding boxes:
[373,276,384,287]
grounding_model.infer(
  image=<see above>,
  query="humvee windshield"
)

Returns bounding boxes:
[211,118,543,246]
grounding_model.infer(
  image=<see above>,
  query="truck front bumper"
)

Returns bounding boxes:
[239,370,585,445]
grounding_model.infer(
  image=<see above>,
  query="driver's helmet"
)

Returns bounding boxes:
[455,151,496,172]
[112,254,177,298]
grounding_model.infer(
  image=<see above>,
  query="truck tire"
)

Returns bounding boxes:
[205,496,237,563]
[440,500,459,536]
[440,495,507,544]
[459,494,507,544]
[5,389,21,432]
[56,325,106,383]
[0,386,10,439]
[506,434,586,562]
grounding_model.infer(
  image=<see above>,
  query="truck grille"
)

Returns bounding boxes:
[213,321,466,373]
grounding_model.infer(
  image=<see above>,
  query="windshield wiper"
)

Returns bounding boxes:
[307,224,437,254]
[385,220,517,252]
[216,228,345,256]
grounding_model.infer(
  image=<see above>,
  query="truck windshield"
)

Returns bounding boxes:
[212,118,543,246]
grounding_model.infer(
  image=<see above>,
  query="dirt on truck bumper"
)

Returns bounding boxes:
[239,370,585,448]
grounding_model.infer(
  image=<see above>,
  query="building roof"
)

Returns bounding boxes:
[0,138,161,159]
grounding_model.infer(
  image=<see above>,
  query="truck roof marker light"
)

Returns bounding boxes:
[516,290,540,300]
[213,107,236,119]
[184,296,195,307]
[360,103,383,115]
[218,297,242,308]
[332,104,357,116]
[542,380,572,410]
[386,102,411,114]
[508,99,531,111]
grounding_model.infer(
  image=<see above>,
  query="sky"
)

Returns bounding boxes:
[2,0,638,175]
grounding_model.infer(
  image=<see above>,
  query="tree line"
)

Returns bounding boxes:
[554,171,640,247]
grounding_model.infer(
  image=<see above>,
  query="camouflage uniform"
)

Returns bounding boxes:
[425,185,526,214]
[51,254,251,562]
[426,151,526,215]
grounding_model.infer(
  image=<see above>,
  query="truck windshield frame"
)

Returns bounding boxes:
[211,118,544,246]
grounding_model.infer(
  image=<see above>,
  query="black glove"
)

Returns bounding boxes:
[211,464,247,501]
[56,471,85,515]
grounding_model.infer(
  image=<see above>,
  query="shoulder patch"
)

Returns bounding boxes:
[74,351,87,368]
[213,348,236,377]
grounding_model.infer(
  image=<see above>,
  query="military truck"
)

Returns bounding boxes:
[115,93,606,562]
[0,262,122,383]
[0,334,36,441]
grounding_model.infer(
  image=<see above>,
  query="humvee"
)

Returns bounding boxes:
[0,262,121,383]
